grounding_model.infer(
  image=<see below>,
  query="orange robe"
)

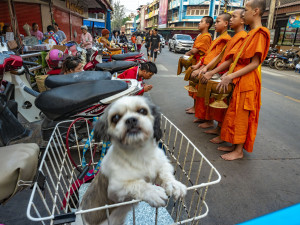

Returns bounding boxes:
[192,32,212,62]
[194,31,231,119]
[220,27,270,152]
[207,30,248,124]
[188,32,212,97]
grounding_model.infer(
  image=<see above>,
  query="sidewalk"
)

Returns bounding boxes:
[262,66,300,78]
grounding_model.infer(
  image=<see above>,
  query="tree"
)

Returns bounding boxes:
[111,1,126,31]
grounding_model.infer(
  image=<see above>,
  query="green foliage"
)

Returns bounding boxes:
[111,1,126,31]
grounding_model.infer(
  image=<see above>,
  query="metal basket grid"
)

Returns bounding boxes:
[27,114,221,225]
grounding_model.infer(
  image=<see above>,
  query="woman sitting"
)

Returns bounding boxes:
[61,56,83,74]
[98,29,122,55]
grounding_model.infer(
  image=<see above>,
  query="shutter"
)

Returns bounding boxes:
[70,15,83,43]
[0,2,42,36]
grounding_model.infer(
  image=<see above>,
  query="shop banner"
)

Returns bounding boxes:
[158,0,168,29]
[287,14,300,28]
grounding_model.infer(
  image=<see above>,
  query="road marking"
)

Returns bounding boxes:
[156,64,168,72]
[262,87,300,103]
[262,70,284,77]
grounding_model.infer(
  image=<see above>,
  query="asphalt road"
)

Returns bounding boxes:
[146,46,300,224]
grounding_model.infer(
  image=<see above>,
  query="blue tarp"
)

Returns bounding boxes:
[83,20,105,28]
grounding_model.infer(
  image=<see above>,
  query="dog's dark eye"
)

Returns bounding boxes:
[137,108,148,115]
[111,114,121,124]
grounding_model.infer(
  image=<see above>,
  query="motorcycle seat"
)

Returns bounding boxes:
[112,52,140,60]
[35,80,128,120]
[45,71,112,89]
[95,61,137,73]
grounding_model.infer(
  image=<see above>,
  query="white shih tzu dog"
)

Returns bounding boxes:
[80,96,187,225]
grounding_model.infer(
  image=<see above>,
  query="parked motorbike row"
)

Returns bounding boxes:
[263,47,300,71]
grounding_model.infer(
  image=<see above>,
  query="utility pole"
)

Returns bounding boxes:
[214,0,222,39]
[267,0,276,30]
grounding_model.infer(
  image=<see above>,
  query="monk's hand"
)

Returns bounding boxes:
[200,67,208,75]
[217,75,232,93]
[200,72,212,84]
[185,52,191,56]
[191,70,198,79]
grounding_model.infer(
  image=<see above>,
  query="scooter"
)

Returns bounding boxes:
[275,49,300,71]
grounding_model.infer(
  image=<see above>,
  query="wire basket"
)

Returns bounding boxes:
[27,115,221,224]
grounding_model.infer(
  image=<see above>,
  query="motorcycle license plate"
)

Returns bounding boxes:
[289,58,293,62]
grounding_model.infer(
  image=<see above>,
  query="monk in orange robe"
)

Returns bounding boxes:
[216,0,270,160]
[190,13,231,122]
[198,9,248,143]
[185,16,213,114]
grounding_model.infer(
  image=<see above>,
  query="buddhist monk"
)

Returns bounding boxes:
[190,13,231,122]
[199,9,248,144]
[185,16,213,114]
[216,0,270,160]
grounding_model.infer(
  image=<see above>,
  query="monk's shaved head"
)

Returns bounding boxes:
[249,0,266,16]
[235,9,245,18]
[203,16,214,29]
[219,13,231,22]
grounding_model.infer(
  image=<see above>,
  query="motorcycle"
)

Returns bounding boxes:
[274,49,300,71]
[263,47,278,67]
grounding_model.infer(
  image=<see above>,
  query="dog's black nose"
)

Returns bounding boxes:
[125,117,138,128]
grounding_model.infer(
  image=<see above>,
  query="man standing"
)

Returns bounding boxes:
[149,28,161,63]
[54,23,67,44]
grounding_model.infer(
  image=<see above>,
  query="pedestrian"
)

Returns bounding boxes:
[80,25,93,62]
[119,32,128,43]
[61,56,83,74]
[99,29,122,55]
[54,23,67,44]
[190,13,231,126]
[131,34,136,51]
[295,63,300,73]
[145,30,153,61]
[136,32,143,52]
[117,61,157,94]
[149,28,161,63]
[216,0,270,160]
[44,25,60,45]
[200,9,247,143]
[112,30,120,44]
[30,23,43,41]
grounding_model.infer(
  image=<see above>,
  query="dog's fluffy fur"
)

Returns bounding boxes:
[80,96,187,225]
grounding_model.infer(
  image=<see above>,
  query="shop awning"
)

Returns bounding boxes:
[83,19,105,28]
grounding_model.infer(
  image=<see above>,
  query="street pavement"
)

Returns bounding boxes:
[145,46,300,224]
[1,46,300,225]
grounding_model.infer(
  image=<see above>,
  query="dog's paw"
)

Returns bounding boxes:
[162,180,187,200]
[142,185,168,207]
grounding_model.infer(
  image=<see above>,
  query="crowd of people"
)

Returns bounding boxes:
[178,0,270,161]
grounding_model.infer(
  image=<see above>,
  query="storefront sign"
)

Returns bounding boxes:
[287,14,300,28]
[66,0,84,15]
[158,0,168,29]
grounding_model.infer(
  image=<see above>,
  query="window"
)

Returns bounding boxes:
[294,29,300,46]
[88,13,96,19]
[282,28,297,45]
[186,6,209,16]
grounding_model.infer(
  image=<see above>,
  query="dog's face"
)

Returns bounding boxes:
[95,96,162,147]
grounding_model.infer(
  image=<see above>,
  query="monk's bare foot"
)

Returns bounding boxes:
[193,118,204,123]
[186,108,195,114]
[205,127,220,135]
[185,106,193,111]
[198,121,213,128]
[217,145,235,152]
[221,150,244,161]
[210,136,224,144]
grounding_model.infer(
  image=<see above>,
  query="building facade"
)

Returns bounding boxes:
[263,0,300,48]
[0,0,111,42]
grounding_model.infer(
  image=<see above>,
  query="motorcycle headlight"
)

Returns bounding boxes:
[177,42,182,46]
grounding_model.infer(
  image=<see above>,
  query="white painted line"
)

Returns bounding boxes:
[156,64,168,72]
[262,71,284,77]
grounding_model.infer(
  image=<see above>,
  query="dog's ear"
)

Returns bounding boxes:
[94,106,111,142]
[148,100,162,142]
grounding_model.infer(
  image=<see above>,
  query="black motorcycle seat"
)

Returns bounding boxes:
[45,71,112,88]
[95,61,137,73]
[35,80,128,120]
[112,52,140,60]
